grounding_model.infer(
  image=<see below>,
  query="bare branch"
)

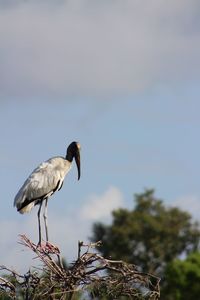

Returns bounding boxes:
[0,235,160,299]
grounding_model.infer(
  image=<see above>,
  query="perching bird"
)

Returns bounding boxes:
[14,141,81,246]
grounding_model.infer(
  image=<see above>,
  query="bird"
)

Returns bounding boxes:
[14,141,81,246]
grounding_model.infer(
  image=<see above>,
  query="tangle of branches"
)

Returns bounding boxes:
[0,235,160,299]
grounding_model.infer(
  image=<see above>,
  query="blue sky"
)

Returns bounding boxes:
[0,0,200,271]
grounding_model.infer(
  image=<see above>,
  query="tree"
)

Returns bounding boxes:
[162,252,200,300]
[91,189,200,277]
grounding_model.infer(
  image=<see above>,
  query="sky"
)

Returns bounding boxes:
[0,0,200,272]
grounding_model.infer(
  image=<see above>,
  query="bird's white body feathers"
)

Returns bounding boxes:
[14,156,71,214]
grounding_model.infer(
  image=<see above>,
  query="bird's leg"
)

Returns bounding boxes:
[37,201,43,246]
[43,198,49,243]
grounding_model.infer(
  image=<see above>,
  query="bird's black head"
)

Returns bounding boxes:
[66,141,81,180]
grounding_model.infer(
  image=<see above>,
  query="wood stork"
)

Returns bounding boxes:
[14,141,81,246]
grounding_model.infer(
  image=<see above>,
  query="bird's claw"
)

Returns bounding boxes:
[36,241,60,254]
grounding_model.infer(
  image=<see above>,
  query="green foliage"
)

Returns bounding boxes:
[0,293,11,300]
[1,236,160,300]
[1,189,199,299]
[162,252,200,300]
[91,189,200,276]
[0,269,83,300]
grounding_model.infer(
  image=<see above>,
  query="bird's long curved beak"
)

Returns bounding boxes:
[75,150,81,180]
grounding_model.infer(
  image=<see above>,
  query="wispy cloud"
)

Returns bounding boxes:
[0,0,199,99]
[0,186,123,272]
[80,186,124,220]
[173,195,200,221]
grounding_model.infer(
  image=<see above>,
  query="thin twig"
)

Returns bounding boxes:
[0,235,160,299]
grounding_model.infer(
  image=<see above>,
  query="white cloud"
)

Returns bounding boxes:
[0,0,199,99]
[0,216,41,272]
[2,189,199,273]
[173,195,200,221]
[0,186,124,272]
[80,186,124,220]
[0,212,91,273]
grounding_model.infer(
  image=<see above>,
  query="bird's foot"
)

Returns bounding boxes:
[36,241,60,254]
[36,241,46,251]
[45,241,60,254]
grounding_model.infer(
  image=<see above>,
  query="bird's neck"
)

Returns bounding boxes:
[66,151,74,163]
